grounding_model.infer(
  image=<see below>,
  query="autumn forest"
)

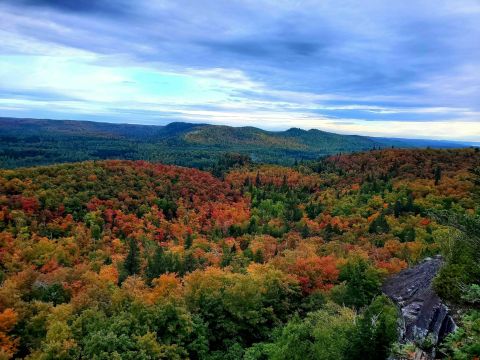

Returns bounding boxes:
[0,147,478,359]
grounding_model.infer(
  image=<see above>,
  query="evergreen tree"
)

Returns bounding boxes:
[434,166,442,186]
[255,171,261,186]
[345,296,398,360]
[146,245,182,281]
[333,257,382,309]
[405,191,415,212]
[402,227,416,242]
[369,212,390,234]
[301,223,310,238]
[182,252,197,275]
[146,245,166,281]
[124,238,140,277]
[324,223,334,241]
[393,200,402,218]
[247,216,259,234]
[281,174,288,191]
[253,249,265,264]
[184,233,193,249]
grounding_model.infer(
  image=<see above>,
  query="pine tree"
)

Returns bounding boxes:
[146,245,165,281]
[406,191,414,212]
[282,174,288,191]
[434,166,442,186]
[393,200,402,218]
[181,252,196,275]
[255,171,261,186]
[124,238,140,276]
[253,249,264,264]
[248,216,259,234]
[301,223,310,238]
[369,212,390,234]
[184,233,193,249]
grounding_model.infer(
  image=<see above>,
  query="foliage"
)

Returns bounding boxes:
[344,295,399,360]
[441,310,480,359]
[0,118,468,169]
[331,257,383,309]
[432,212,480,302]
[244,302,356,360]
[462,284,480,304]
[0,148,478,358]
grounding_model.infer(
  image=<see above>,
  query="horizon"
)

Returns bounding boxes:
[1,1,479,141]
[3,115,479,145]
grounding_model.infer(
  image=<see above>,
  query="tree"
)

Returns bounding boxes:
[405,191,415,212]
[146,245,182,282]
[245,303,356,360]
[1,147,480,359]
[30,283,71,305]
[441,310,480,359]
[301,223,310,238]
[345,295,398,360]
[0,308,18,359]
[393,200,402,218]
[183,266,300,354]
[255,172,261,187]
[284,199,303,223]
[84,211,104,241]
[286,255,339,294]
[369,212,390,234]
[431,212,480,302]
[32,319,79,360]
[184,233,193,249]
[253,249,264,264]
[123,238,140,278]
[332,257,382,309]
[434,166,442,186]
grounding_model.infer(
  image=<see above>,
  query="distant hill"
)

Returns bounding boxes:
[0,117,474,169]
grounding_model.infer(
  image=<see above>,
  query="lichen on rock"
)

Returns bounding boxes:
[382,256,456,358]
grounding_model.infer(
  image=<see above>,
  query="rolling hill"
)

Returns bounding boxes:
[0,117,474,169]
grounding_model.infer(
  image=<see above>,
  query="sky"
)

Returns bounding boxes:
[0,0,479,141]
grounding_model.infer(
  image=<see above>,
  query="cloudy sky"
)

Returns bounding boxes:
[0,0,479,140]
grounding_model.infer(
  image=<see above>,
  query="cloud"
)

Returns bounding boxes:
[7,0,131,16]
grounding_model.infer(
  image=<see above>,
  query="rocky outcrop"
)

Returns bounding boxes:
[382,256,456,357]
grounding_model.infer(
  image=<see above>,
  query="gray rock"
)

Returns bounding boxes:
[382,257,456,357]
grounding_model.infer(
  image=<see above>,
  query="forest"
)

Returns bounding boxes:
[0,118,472,169]
[0,148,479,359]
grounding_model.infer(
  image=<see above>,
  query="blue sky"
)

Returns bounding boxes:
[0,0,479,140]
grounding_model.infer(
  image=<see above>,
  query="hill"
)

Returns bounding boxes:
[0,117,473,169]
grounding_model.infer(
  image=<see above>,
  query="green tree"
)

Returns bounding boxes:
[30,283,71,306]
[369,212,390,234]
[441,310,480,359]
[332,257,383,309]
[184,233,193,249]
[431,212,480,302]
[393,200,402,218]
[253,249,264,264]
[345,295,398,360]
[244,303,355,360]
[434,166,442,186]
[146,245,182,281]
[123,238,140,278]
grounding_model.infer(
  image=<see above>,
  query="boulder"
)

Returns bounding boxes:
[382,256,456,357]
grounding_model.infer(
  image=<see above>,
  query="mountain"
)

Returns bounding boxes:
[0,117,474,169]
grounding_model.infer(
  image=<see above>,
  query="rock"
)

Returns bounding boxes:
[413,350,430,360]
[382,256,456,357]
